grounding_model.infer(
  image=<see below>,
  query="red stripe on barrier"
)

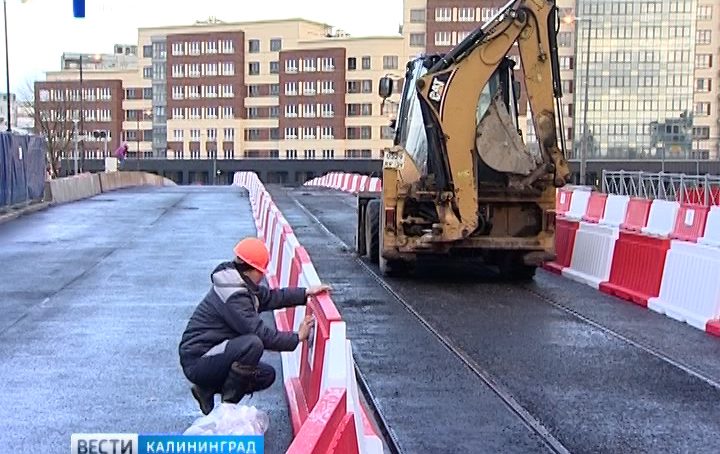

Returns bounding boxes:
[582,193,607,223]
[670,204,709,242]
[286,388,353,454]
[599,232,670,307]
[555,189,572,215]
[543,218,580,274]
[285,378,310,436]
[707,320,720,337]
[621,198,652,232]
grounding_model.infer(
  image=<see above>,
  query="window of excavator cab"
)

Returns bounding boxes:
[398,60,429,174]
[476,72,501,125]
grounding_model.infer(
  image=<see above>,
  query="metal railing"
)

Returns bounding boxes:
[602,170,720,205]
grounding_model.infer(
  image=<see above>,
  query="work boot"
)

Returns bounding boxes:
[191,384,215,415]
[221,362,258,404]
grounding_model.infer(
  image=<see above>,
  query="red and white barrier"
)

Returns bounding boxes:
[233,171,383,453]
[544,187,592,274]
[563,194,629,288]
[304,172,382,194]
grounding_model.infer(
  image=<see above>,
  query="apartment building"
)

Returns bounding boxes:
[35,19,403,162]
[692,1,719,159]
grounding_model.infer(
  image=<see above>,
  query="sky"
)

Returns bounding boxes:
[0,0,404,97]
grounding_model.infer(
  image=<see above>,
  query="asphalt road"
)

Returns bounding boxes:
[270,185,720,454]
[0,186,291,453]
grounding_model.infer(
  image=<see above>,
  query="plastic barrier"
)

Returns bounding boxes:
[544,188,591,273]
[620,198,652,232]
[671,205,709,242]
[46,173,102,204]
[304,172,382,194]
[699,206,720,247]
[555,188,573,215]
[563,195,629,288]
[600,199,677,307]
[234,171,383,454]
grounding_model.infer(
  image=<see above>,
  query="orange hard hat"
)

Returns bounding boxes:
[233,237,269,273]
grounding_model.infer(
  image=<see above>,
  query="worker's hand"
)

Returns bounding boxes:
[307,284,332,297]
[298,316,315,342]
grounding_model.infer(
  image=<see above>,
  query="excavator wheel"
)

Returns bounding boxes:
[365,199,380,263]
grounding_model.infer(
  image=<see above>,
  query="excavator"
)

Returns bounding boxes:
[355,0,571,278]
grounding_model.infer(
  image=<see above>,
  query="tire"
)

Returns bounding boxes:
[365,199,380,263]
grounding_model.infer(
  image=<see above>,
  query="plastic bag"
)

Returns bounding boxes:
[184,403,270,436]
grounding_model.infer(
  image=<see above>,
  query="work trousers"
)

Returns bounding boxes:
[183,334,275,393]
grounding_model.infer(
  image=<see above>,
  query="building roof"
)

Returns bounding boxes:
[138,17,332,33]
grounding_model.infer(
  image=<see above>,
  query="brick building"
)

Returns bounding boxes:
[36,19,403,163]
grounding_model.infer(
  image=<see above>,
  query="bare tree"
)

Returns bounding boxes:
[21,80,78,178]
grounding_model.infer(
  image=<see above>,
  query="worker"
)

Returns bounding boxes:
[178,237,331,415]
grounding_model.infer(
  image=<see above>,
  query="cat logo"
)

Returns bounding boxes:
[429,77,446,102]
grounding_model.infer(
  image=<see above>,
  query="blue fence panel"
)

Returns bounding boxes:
[0,132,47,208]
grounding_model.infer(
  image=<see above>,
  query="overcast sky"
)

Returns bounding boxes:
[1,0,403,97]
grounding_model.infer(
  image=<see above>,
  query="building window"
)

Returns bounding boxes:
[383,56,398,70]
[220,39,234,54]
[696,78,712,92]
[270,38,282,52]
[693,127,711,140]
[206,63,218,76]
[206,128,217,141]
[285,59,298,73]
[223,128,235,141]
[220,84,234,97]
[695,54,712,68]
[171,86,183,100]
[320,57,335,72]
[206,40,217,54]
[302,58,316,72]
[695,102,711,116]
[221,106,234,118]
[270,61,279,74]
[204,85,217,98]
[171,42,183,56]
[248,62,260,75]
[171,64,183,78]
[189,129,201,141]
[320,103,334,118]
[190,150,200,159]
[345,149,372,158]
[359,56,370,70]
[143,87,152,100]
[557,32,573,47]
[248,39,260,53]
[347,80,360,94]
[481,7,499,21]
[301,104,316,118]
[381,126,394,140]
[286,149,298,159]
[221,62,235,76]
[142,45,152,58]
[435,7,451,22]
[269,106,279,118]
[410,33,425,47]
[143,66,152,79]
[410,8,425,23]
[562,79,574,94]
[696,30,711,45]
[285,104,298,117]
[248,85,260,97]
[347,57,357,71]
[319,126,333,139]
[697,5,712,19]
[435,31,452,46]
[320,80,335,94]
[188,63,201,77]
[269,84,280,96]
[285,82,298,96]
[284,127,298,139]
[458,7,475,22]
[668,26,689,38]
[559,56,573,70]
[205,106,218,119]
[303,149,316,159]
[172,107,184,119]
[247,107,259,118]
[322,149,335,159]
[347,103,372,116]
[224,148,235,159]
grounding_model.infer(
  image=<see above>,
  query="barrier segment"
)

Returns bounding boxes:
[304,172,383,194]
[234,171,382,454]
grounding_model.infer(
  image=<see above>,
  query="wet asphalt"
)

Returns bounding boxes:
[270,185,720,454]
[0,186,291,453]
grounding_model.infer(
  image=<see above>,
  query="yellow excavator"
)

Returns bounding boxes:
[355,0,571,277]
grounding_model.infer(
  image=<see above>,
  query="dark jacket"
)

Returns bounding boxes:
[179,261,307,364]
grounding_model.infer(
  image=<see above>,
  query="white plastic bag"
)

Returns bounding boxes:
[184,403,270,436]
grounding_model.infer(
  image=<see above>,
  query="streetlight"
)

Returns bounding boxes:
[64,53,101,173]
[3,0,11,132]
[563,14,592,185]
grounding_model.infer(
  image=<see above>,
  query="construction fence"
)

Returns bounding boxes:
[0,132,47,208]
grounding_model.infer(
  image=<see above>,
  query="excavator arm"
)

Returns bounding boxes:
[413,0,571,241]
